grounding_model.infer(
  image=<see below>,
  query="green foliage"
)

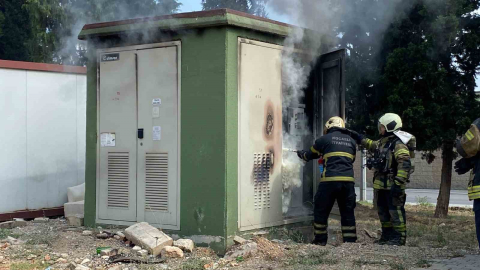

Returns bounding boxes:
[0,0,181,65]
[345,0,480,151]
[201,0,267,17]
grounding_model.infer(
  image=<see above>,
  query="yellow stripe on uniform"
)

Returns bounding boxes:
[315,230,327,235]
[469,193,480,200]
[321,176,355,182]
[341,226,356,231]
[314,223,327,229]
[310,146,321,155]
[465,130,474,141]
[324,152,355,160]
[468,185,480,193]
[397,170,408,178]
[342,233,357,238]
[394,149,410,158]
[365,139,373,148]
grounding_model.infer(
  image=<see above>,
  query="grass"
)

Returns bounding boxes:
[389,261,407,270]
[0,228,21,239]
[10,262,47,270]
[177,258,206,270]
[287,250,338,266]
[416,259,432,268]
[353,258,384,266]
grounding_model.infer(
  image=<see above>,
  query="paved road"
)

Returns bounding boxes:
[412,255,480,270]
[354,187,472,207]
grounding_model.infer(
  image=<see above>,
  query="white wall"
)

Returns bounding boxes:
[0,68,86,213]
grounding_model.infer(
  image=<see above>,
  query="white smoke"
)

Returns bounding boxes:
[271,0,409,215]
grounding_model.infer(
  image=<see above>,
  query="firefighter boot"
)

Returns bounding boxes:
[375,228,393,245]
[311,236,327,246]
[386,236,406,246]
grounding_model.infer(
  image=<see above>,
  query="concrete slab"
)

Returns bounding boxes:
[64,200,84,218]
[124,222,173,256]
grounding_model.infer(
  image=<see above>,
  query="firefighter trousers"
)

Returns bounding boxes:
[375,189,407,244]
[313,181,357,243]
[474,199,480,249]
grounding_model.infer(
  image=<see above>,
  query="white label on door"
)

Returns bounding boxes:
[100,133,116,147]
[152,107,160,118]
[153,126,161,141]
[152,98,161,106]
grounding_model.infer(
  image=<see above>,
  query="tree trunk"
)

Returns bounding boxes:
[434,141,454,218]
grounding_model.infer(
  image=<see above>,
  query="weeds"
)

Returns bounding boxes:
[0,228,20,239]
[289,230,305,243]
[415,259,432,268]
[353,258,384,266]
[10,262,47,270]
[416,196,433,207]
[288,250,337,266]
[389,261,407,270]
[179,258,205,270]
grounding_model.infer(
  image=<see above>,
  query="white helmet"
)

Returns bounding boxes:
[378,113,402,133]
[325,116,345,131]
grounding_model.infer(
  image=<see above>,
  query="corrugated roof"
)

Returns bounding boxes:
[0,60,86,74]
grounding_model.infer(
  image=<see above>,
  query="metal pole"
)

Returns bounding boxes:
[360,149,367,201]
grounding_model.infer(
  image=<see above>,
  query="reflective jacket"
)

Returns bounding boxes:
[361,134,411,190]
[302,127,356,182]
[456,118,480,200]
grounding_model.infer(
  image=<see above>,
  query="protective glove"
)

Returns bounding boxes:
[348,129,364,144]
[297,150,308,161]
[390,179,404,197]
[454,158,475,175]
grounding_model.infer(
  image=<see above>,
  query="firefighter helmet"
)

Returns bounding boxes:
[325,116,345,131]
[378,113,402,132]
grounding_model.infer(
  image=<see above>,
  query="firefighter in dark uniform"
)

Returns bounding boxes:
[349,113,413,246]
[297,116,357,245]
[454,118,480,249]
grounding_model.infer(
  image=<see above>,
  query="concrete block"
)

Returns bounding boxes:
[137,249,149,257]
[33,217,49,223]
[0,221,14,229]
[67,216,84,227]
[100,248,118,257]
[233,236,247,245]
[68,183,85,203]
[174,239,194,252]
[124,222,173,256]
[64,200,85,218]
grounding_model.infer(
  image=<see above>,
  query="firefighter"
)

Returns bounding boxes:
[454,118,480,249]
[349,113,413,246]
[297,116,357,245]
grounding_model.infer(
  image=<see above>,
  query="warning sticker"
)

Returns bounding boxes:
[100,133,116,147]
[152,98,161,106]
[153,126,161,141]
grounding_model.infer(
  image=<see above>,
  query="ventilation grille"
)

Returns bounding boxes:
[145,153,169,212]
[107,152,130,209]
[253,153,271,210]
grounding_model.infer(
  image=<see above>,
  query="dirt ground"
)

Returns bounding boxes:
[0,203,478,270]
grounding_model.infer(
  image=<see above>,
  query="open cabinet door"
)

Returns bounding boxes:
[314,49,346,216]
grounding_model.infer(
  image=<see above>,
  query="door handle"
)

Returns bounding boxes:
[138,128,144,139]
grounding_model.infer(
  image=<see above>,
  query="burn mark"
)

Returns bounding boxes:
[263,100,275,141]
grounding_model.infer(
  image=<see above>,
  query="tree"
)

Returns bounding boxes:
[345,0,480,217]
[0,0,33,61]
[201,0,267,17]
[18,0,181,65]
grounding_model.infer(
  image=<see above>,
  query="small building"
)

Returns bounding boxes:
[78,9,345,252]
[0,60,86,219]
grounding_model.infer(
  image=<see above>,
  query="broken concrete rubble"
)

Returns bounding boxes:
[161,246,184,258]
[173,239,195,253]
[75,264,90,270]
[224,242,258,260]
[13,218,27,227]
[137,249,149,257]
[115,232,125,240]
[100,248,118,257]
[67,216,84,227]
[233,236,247,245]
[82,230,93,236]
[33,217,49,223]
[132,246,142,251]
[124,222,173,256]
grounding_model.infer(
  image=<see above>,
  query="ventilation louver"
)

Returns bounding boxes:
[253,153,271,210]
[107,152,130,208]
[145,153,169,212]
